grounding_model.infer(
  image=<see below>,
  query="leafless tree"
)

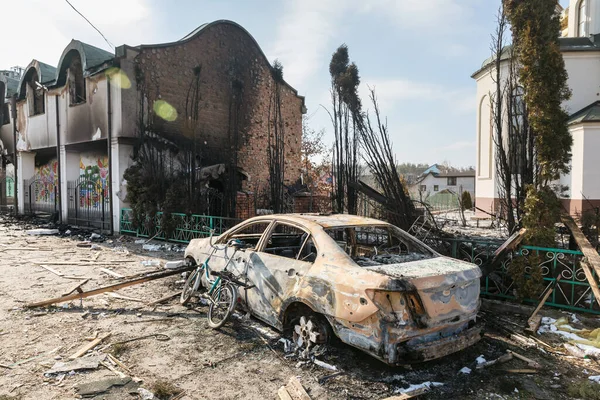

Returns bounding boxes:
[489,7,537,233]
[359,88,416,231]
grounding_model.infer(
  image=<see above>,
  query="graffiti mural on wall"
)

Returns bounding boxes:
[79,153,109,209]
[33,160,58,203]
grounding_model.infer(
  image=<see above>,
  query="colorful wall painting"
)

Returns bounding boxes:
[33,159,58,203]
[78,153,109,209]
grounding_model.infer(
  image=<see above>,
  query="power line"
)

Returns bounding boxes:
[64,0,115,49]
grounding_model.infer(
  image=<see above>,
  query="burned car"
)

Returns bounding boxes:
[184,214,482,365]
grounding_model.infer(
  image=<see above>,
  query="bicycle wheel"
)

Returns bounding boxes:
[180,267,202,305]
[207,283,237,329]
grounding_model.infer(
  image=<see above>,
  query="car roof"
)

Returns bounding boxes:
[246,214,391,229]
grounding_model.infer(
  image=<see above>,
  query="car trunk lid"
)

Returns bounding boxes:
[365,257,481,327]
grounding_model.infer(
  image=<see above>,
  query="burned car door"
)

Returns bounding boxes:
[202,221,272,287]
[241,222,315,327]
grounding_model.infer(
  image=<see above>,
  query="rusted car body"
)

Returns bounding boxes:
[184,214,482,365]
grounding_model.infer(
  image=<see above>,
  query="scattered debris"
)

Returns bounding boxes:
[278,376,311,400]
[69,333,111,359]
[138,387,156,399]
[459,367,471,374]
[475,355,486,365]
[26,228,59,236]
[506,350,542,369]
[313,359,337,371]
[476,352,513,369]
[74,376,131,397]
[590,376,600,383]
[45,355,105,375]
[141,260,161,267]
[165,260,185,269]
[26,265,194,308]
[143,244,162,252]
[100,268,125,279]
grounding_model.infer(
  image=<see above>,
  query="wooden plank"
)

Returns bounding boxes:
[526,276,561,333]
[380,388,430,400]
[107,292,143,302]
[561,215,600,275]
[100,268,125,279]
[34,261,134,266]
[506,350,542,369]
[278,386,294,400]
[580,260,600,308]
[26,265,195,308]
[146,291,182,307]
[560,215,600,308]
[69,333,111,360]
[61,279,90,297]
[107,354,132,374]
[286,377,311,400]
[39,264,64,277]
[502,369,538,374]
[476,352,513,369]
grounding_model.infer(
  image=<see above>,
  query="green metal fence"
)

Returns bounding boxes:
[441,238,600,315]
[120,208,241,243]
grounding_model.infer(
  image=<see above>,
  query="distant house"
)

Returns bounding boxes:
[410,165,476,200]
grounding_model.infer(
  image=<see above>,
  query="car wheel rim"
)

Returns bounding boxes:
[293,316,321,358]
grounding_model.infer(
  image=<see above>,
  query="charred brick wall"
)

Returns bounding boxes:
[129,21,304,194]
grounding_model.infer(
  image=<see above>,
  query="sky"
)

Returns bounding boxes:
[0,0,572,168]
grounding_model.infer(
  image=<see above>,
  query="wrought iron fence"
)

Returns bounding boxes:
[67,176,110,231]
[23,178,58,215]
[437,237,600,315]
[120,208,241,243]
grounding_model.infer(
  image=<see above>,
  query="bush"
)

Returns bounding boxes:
[461,191,473,210]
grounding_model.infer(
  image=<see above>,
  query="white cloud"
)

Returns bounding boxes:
[1,0,160,70]
[268,0,342,89]
[359,0,476,33]
[359,78,475,115]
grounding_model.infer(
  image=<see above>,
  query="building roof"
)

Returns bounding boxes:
[1,75,19,98]
[473,35,600,78]
[568,101,600,125]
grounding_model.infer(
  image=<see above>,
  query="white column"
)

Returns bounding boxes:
[59,145,68,221]
[17,151,35,214]
[111,138,133,233]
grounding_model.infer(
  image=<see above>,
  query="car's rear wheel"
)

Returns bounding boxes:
[290,310,332,357]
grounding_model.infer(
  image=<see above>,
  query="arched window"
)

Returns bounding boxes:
[579,0,588,37]
[68,53,86,105]
[26,70,45,116]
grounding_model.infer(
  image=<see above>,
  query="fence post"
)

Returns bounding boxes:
[28,181,32,215]
[101,185,105,224]
[54,186,58,213]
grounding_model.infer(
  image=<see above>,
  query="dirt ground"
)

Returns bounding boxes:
[0,214,599,400]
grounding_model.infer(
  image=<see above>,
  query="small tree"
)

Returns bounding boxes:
[461,191,473,210]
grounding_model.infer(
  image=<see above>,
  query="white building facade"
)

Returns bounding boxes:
[473,0,600,217]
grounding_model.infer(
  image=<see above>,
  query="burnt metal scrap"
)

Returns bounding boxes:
[184,213,483,365]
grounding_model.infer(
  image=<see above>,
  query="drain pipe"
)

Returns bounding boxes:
[10,95,17,216]
[55,94,62,224]
[107,78,114,235]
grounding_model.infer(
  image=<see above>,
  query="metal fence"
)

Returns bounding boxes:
[67,176,110,231]
[0,176,14,212]
[120,208,241,243]
[437,237,600,315]
[23,178,58,215]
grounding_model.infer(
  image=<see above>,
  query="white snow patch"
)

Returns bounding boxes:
[590,375,600,383]
[577,344,600,358]
[459,367,472,374]
[476,355,487,365]
[394,381,443,394]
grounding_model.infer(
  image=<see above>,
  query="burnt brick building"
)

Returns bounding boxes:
[0,20,306,231]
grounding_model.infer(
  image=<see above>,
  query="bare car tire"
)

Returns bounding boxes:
[292,311,332,353]
[180,268,202,305]
[207,283,237,329]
